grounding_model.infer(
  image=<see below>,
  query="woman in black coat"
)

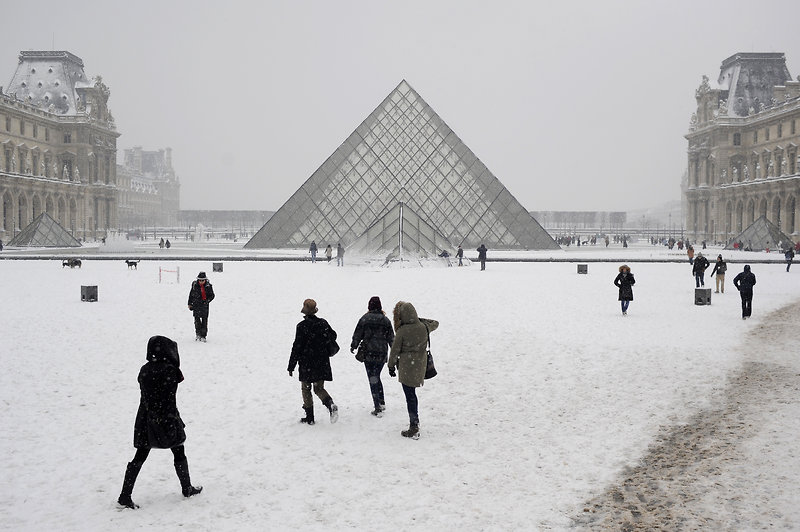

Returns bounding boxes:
[350,296,395,416]
[613,264,635,316]
[287,299,339,425]
[117,336,202,509]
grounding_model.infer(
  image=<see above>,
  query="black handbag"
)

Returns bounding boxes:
[423,323,437,379]
[355,343,366,363]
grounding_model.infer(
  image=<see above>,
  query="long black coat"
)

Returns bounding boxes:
[133,336,186,449]
[288,315,337,382]
[614,272,635,301]
[350,310,394,363]
[187,280,215,317]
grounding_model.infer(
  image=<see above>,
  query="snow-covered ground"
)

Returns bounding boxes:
[1,243,799,530]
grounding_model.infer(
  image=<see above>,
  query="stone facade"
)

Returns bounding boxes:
[685,52,800,244]
[0,51,120,242]
[117,146,180,228]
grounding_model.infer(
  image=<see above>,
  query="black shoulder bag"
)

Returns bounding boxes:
[423,323,437,379]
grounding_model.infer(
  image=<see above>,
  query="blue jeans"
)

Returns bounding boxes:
[695,273,704,287]
[364,360,385,408]
[402,384,419,425]
[621,300,630,313]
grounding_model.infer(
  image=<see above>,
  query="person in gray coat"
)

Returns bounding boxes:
[350,296,395,416]
[388,301,439,439]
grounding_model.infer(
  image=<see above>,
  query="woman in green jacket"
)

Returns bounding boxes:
[388,301,438,439]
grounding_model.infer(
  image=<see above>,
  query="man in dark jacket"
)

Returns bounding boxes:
[288,299,339,425]
[350,296,395,416]
[477,243,488,271]
[117,336,202,509]
[187,272,215,342]
[692,252,709,287]
[733,265,757,319]
[785,247,795,272]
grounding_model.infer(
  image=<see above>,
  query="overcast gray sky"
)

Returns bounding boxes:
[2,0,798,212]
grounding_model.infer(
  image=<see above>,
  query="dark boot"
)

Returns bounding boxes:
[323,398,339,424]
[118,461,142,509]
[174,458,203,498]
[401,423,420,440]
[300,406,315,425]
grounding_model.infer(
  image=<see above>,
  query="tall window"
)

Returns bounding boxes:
[778,123,783,138]
[33,123,38,139]
[793,120,797,135]
[45,128,49,141]
[19,119,24,136]
[754,130,758,143]
[733,132,741,146]
[4,116,10,132]
[63,133,72,143]
[765,127,770,141]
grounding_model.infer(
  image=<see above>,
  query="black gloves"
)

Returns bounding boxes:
[388,367,396,377]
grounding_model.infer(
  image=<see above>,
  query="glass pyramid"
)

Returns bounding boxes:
[7,212,81,248]
[245,80,558,252]
[724,215,795,252]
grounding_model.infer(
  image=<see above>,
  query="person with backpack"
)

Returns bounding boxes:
[287,299,339,425]
[710,254,728,293]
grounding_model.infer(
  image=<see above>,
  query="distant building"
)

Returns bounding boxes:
[685,52,800,243]
[0,50,119,241]
[178,210,273,239]
[117,146,180,228]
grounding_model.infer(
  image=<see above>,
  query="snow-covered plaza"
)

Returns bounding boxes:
[2,242,799,530]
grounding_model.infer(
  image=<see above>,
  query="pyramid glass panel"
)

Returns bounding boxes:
[245,80,559,251]
[8,212,81,248]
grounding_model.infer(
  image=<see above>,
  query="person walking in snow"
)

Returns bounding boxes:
[613,264,635,316]
[288,299,339,425]
[336,243,345,266]
[187,272,215,342]
[117,335,202,509]
[456,245,464,266]
[477,243,488,271]
[785,247,795,272]
[325,244,333,263]
[733,265,757,320]
[710,254,727,293]
[687,245,695,265]
[387,301,438,439]
[692,252,709,287]
[309,240,317,263]
[350,296,394,416]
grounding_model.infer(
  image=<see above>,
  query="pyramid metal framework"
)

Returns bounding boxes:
[7,212,81,247]
[245,80,558,252]
[723,215,795,251]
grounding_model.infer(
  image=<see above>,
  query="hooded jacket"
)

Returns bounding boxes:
[133,336,186,449]
[388,302,439,388]
[613,269,635,301]
[733,266,757,294]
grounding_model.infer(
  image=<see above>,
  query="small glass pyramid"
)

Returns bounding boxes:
[7,212,81,248]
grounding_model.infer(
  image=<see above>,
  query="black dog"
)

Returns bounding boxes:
[125,260,140,270]
[62,258,82,268]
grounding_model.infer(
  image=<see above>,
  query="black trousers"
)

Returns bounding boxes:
[740,291,753,317]
[132,444,186,466]
[193,311,209,338]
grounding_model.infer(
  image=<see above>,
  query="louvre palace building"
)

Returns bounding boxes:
[685,52,800,244]
[0,50,180,243]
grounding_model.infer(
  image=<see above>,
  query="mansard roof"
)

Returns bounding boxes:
[6,51,91,116]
